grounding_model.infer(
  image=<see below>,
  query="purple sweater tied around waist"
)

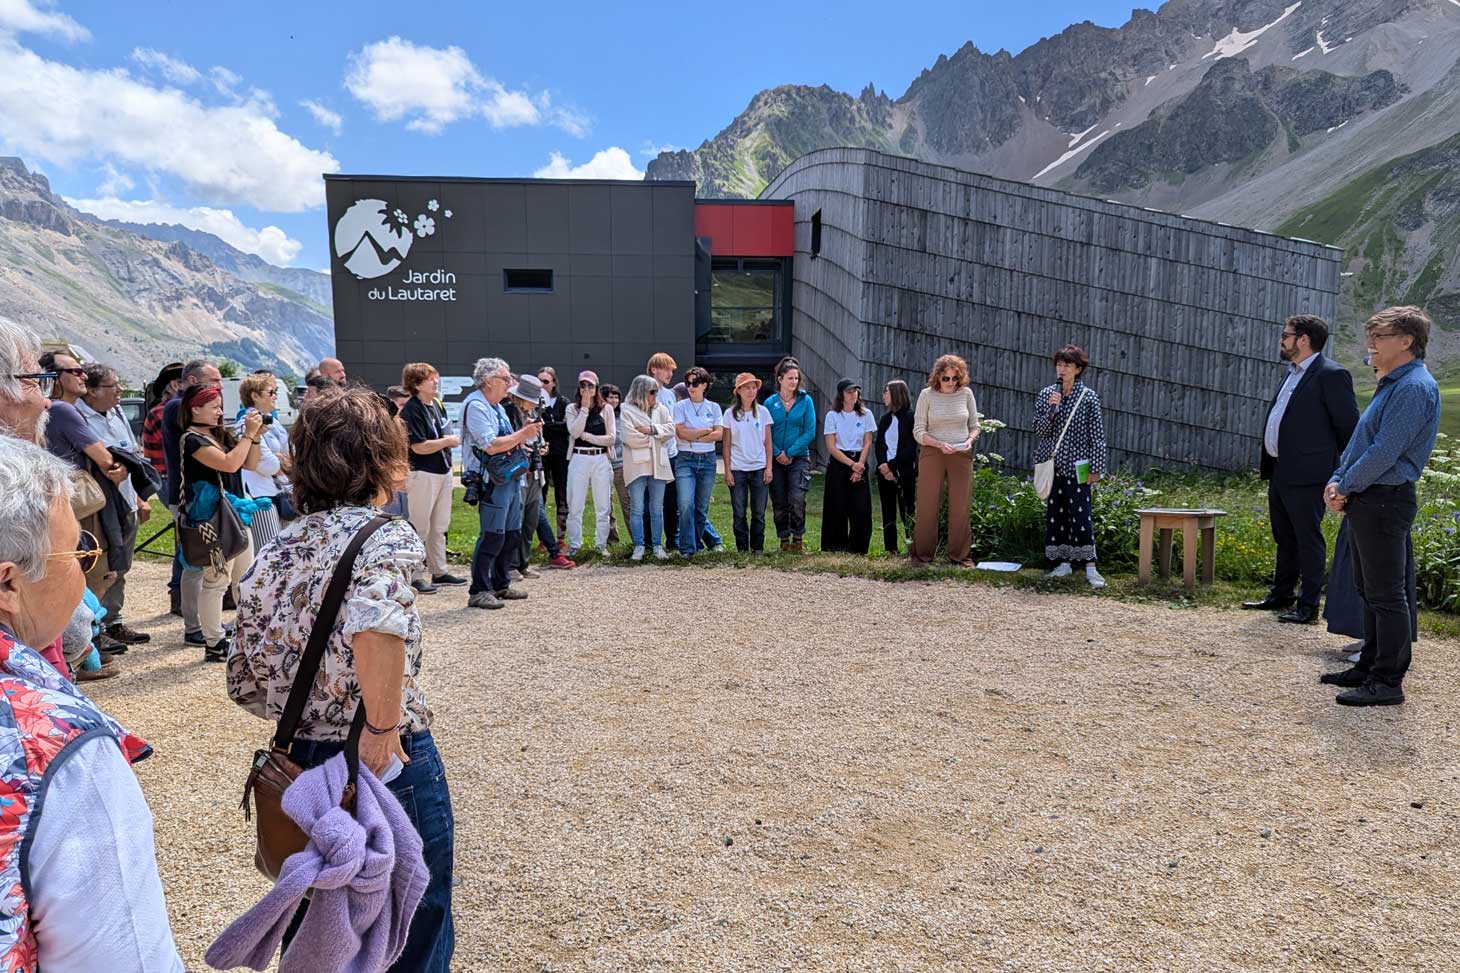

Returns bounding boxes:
[205,753,429,973]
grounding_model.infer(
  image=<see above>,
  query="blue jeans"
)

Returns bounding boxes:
[673,451,722,555]
[728,471,770,552]
[628,474,665,548]
[285,730,455,973]
[470,477,524,594]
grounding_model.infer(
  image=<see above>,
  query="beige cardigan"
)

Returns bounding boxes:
[619,401,675,482]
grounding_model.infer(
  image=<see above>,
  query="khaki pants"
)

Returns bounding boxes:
[200,535,253,644]
[407,470,454,580]
[608,465,633,544]
[911,444,974,563]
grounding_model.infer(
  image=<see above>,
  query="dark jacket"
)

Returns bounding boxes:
[1259,353,1360,486]
[540,396,569,462]
[875,408,916,478]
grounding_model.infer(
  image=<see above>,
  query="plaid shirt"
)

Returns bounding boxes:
[142,401,167,476]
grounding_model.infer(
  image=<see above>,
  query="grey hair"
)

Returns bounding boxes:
[473,357,510,387]
[0,316,39,403]
[0,436,75,580]
[625,374,660,412]
[182,359,213,384]
[83,362,119,389]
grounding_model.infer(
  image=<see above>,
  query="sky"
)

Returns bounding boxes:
[0,0,1147,271]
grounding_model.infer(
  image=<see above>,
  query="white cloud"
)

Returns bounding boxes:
[66,195,304,266]
[209,65,242,96]
[130,47,200,85]
[344,36,588,135]
[0,0,88,41]
[0,37,338,211]
[300,98,343,134]
[533,147,643,181]
[639,140,684,158]
[96,161,133,196]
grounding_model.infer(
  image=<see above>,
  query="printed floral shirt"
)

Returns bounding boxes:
[227,505,432,742]
[1032,381,1109,476]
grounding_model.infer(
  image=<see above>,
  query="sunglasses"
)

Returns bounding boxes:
[13,372,57,396]
[49,530,101,574]
[939,375,957,384]
[687,380,705,387]
[579,381,597,388]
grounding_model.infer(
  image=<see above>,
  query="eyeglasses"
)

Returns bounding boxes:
[1281,331,1299,339]
[13,372,57,396]
[48,530,100,574]
[93,382,120,391]
[939,375,957,384]
[1367,330,1406,342]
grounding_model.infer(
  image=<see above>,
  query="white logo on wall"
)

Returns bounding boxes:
[334,197,458,301]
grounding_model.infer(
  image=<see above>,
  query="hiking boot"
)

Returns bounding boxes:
[107,622,150,645]
[790,538,804,554]
[495,587,528,601]
[468,591,503,610]
[517,567,541,580]
[780,539,791,553]
[77,662,121,682]
[548,553,575,569]
[95,632,128,655]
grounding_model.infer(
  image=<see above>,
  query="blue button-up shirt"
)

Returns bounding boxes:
[1331,359,1441,496]
[460,389,512,475]
[1263,353,1316,458]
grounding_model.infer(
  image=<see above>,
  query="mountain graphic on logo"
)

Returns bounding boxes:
[334,199,413,280]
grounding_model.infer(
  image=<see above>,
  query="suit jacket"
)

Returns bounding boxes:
[875,408,917,478]
[1259,353,1360,486]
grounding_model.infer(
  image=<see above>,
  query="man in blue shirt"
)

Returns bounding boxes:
[1320,307,1442,707]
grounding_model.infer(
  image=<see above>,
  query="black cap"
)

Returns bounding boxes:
[836,378,860,397]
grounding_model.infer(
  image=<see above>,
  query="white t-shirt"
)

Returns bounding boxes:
[719,404,774,471]
[883,415,900,463]
[673,397,723,453]
[824,408,876,454]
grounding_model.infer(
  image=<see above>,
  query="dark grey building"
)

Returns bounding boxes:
[325,176,698,392]
[762,148,1344,472]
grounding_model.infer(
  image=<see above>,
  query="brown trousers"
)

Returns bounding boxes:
[911,444,974,563]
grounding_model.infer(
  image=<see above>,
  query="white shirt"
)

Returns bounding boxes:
[1264,354,1317,458]
[824,408,876,454]
[75,399,138,507]
[29,737,185,972]
[656,386,678,458]
[719,404,774,471]
[883,414,900,462]
[674,396,723,453]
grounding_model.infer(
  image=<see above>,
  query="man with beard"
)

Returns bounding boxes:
[1243,315,1359,624]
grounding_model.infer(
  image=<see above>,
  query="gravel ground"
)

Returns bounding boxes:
[96,561,1459,972]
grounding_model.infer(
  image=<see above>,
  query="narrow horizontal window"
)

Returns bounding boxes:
[503,268,553,292]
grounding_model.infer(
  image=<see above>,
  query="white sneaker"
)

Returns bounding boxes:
[565,547,579,558]
[1346,651,1361,663]
[1047,562,1072,578]
[1086,567,1107,589]
[653,546,669,560]
[597,546,610,557]
[631,545,645,562]
[711,544,726,553]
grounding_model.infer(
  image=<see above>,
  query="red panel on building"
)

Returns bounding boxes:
[694,202,794,257]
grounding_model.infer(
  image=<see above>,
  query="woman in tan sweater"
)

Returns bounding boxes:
[619,375,676,561]
[911,354,981,565]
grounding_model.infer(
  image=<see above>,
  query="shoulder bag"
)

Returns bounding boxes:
[176,432,249,572]
[69,466,106,520]
[239,514,392,882]
[1034,388,1088,502]
[473,402,527,486]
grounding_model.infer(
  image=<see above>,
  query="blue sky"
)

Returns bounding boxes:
[3,0,1144,270]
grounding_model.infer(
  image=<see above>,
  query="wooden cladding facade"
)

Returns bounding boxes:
[763,148,1344,472]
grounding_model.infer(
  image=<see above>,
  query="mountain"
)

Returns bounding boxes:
[98,219,332,308]
[0,157,333,384]
[647,0,1460,351]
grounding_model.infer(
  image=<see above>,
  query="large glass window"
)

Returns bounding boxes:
[707,259,781,344]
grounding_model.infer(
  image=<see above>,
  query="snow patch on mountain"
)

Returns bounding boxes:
[1202,2,1302,61]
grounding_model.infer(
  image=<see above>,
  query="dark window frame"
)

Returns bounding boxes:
[503,268,554,293]
[706,257,782,345]
[810,209,822,258]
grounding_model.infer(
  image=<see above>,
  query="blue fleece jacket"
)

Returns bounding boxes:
[766,389,816,458]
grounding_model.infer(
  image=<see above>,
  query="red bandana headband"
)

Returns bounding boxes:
[193,386,222,407]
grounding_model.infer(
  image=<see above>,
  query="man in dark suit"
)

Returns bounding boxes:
[1243,315,1360,623]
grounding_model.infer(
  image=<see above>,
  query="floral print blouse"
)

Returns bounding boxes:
[227,505,432,742]
[1032,381,1109,476]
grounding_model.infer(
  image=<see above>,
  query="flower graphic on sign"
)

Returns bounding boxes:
[427,199,439,212]
[444,209,452,219]
[393,208,407,224]
[414,214,435,237]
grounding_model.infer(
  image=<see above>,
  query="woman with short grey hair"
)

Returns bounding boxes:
[0,316,51,441]
[0,437,184,972]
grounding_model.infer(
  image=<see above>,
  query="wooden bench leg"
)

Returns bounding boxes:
[1182,518,1198,592]
[1138,517,1153,585]
[1158,528,1173,579]
[1201,526,1216,585]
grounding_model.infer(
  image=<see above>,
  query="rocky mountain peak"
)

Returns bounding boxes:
[0,156,72,236]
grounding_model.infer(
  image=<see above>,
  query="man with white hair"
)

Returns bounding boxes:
[0,436,185,971]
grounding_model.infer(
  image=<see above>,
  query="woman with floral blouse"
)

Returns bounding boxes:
[1033,344,1110,588]
[228,386,454,972]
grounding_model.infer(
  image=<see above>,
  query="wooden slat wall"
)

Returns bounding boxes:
[763,148,1344,472]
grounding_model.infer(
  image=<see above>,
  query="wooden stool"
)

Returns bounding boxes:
[1136,508,1227,591]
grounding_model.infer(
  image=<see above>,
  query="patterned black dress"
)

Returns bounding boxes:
[1033,382,1108,564]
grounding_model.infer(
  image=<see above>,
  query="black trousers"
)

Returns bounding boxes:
[1348,482,1419,688]
[1267,480,1327,608]
[542,451,569,540]
[821,451,872,554]
[876,469,916,555]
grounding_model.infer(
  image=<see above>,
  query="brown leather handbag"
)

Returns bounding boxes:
[239,515,393,881]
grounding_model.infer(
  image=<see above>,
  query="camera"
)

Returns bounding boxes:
[261,414,274,425]
[461,470,483,507]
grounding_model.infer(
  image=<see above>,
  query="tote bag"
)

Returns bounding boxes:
[1034,389,1088,502]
